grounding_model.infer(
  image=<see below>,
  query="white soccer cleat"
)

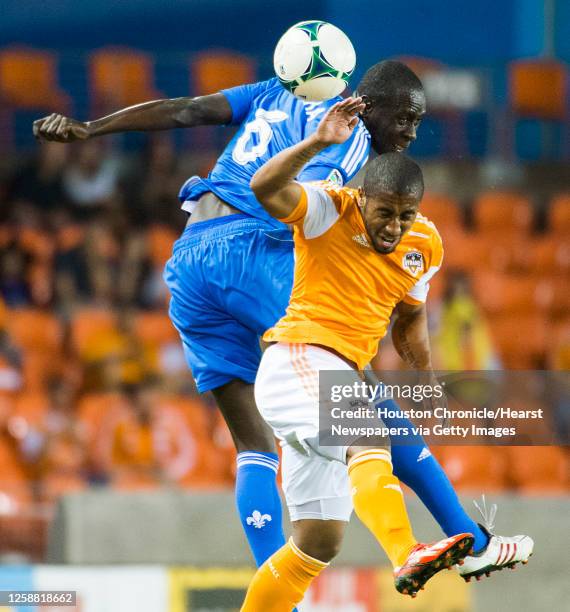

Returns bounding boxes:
[457,496,534,582]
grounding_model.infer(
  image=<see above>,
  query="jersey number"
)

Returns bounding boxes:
[232,109,288,165]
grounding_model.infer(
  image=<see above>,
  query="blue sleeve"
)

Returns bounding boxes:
[221,78,278,125]
[297,163,347,185]
[298,124,371,185]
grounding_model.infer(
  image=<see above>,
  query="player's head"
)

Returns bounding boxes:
[355,60,426,155]
[360,153,424,254]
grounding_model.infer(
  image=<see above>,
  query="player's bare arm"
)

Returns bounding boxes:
[250,96,365,219]
[391,300,447,416]
[33,93,232,143]
[391,301,432,370]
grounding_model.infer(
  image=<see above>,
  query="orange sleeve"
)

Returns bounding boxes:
[277,185,308,225]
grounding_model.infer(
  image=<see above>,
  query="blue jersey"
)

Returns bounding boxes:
[179,78,370,228]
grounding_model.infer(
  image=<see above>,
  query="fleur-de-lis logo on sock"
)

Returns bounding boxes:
[246,510,272,529]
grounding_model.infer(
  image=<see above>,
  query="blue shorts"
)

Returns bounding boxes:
[163,214,294,392]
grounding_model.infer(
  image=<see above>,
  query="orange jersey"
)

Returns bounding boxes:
[263,182,444,369]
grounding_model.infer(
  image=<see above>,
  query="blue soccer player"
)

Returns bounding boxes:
[34,60,533,580]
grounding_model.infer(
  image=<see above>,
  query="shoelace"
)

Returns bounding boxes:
[473,494,497,533]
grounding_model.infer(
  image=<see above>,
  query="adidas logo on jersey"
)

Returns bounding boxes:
[417,447,432,462]
[352,233,370,248]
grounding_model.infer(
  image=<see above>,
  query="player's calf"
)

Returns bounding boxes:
[240,532,337,612]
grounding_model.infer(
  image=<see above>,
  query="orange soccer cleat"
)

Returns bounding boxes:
[394,533,474,597]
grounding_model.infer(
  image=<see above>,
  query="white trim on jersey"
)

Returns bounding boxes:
[406,265,441,303]
[346,131,370,176]
[340,127,362,172]
[300,183,340,239]
[340,123,369,176]
[181,199,198,213]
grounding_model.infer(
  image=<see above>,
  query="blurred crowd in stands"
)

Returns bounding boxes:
[0,127,568,556]
[0,137,237,521]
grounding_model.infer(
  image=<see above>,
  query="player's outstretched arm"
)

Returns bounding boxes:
[251,96,365,219]
[33,93,232,143]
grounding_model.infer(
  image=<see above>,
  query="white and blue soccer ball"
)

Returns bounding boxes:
[273,20,356,101]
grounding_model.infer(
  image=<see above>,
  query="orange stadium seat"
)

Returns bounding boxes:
[38,433,88,503]
[508,59,569,157]
[6,309,62,353]
[17,228,54,262]
[157,395,234,487]
[133,311,178,347]
[446,233,542,275]
[531,236,570,275]
[192,51,256,94]
[420,193,463,233]
[89,47,163,112]
[440,229,484,271]
[477,234,540,273]
[548,193,570,236]
[189,51,255,150]
[541,275,570,317]
[473,191,534,236]
[471,272,548,315]
[70,307,118,355]
[6,309,63,390]
[442,231,533,274]
[548,318,570,368]
[509,59,568,120]
[436,446,508,492]
[13,392,49,429]
[0,46,70,111]
[20,352,60,391]
[77,392,127,448]
[147,224,178,267]
[0,392,16,430]
[56,224,86,252]
[157,395,211,438]
[488,313,548,368]
[506,446,568,494]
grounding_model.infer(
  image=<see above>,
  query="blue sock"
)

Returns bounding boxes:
[378,399,489,553]
[235,451,287,567]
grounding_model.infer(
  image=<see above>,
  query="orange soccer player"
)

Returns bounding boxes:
[239,96,474,611]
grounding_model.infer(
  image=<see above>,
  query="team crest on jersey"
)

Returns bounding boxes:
[403,251,424,276]
[325,168,344,186]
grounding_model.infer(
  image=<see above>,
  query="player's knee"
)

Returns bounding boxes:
[294,535,342,564]
[292,521,345,563]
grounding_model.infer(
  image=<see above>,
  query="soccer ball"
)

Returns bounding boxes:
[273,20,356,101]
